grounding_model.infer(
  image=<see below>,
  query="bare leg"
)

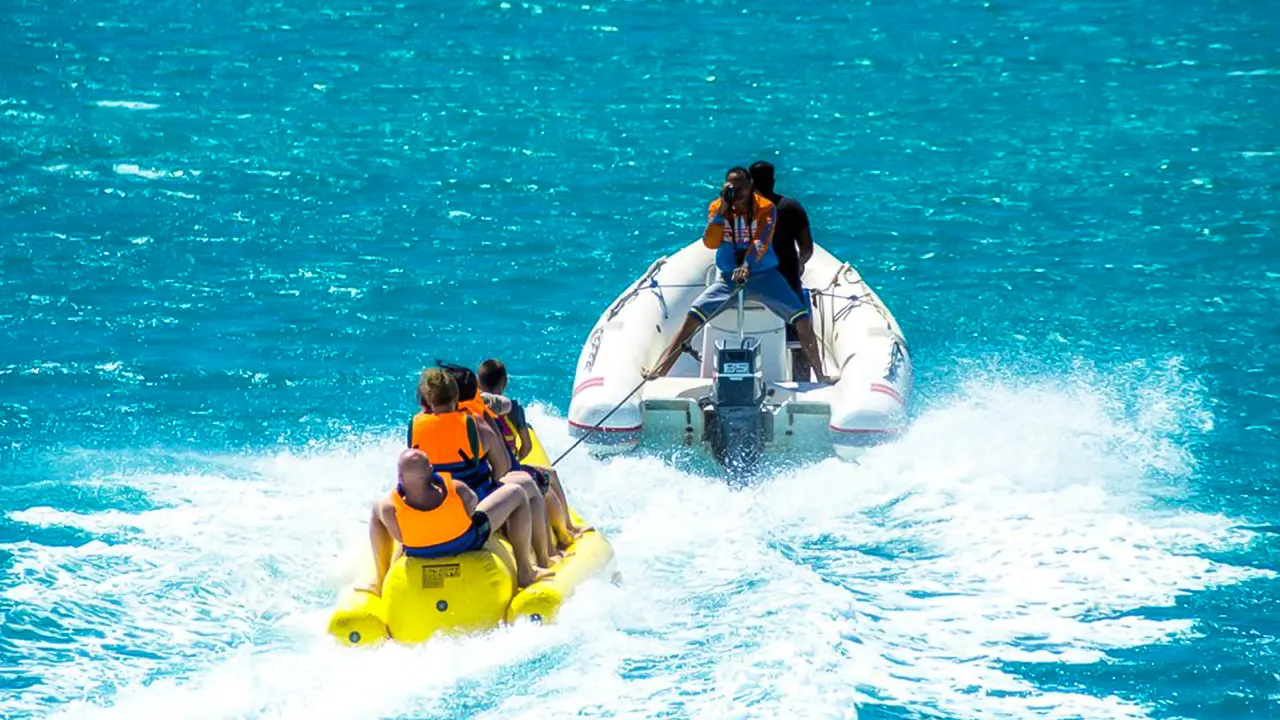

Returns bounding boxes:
[544,487,571,549]
[539,498,565,563]
[546,469,591,538]
[786,283,813,381]
[502,472,557,567]
[788,326,813,382]
[478,484,554,587]
[647,313,704,379]
[518,467,583,549]
[793,316,832,383]
[357,504,396,596]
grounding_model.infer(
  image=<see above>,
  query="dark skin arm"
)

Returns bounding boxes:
[798,226,814,269]
[796,203,814,276]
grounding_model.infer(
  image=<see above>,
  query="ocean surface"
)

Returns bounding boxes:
[3,0,1279,717]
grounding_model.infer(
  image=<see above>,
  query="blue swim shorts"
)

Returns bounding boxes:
[688,267,810,325]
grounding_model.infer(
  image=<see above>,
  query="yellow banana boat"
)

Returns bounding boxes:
[327,427,615,647]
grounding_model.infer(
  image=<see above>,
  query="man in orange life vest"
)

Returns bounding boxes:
[361,448,553,595]
[477,358,589,542]
[410,368,560,567]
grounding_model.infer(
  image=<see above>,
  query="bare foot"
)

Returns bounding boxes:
[517,566,556,588]
[644,354,677,380]
[568,524,593,538]
[352,582,382,597]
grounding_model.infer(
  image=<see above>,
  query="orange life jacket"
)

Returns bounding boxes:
[459,393,518,457]
[389,472,473,555]
[458,394,496,424]
[407,410,496,494]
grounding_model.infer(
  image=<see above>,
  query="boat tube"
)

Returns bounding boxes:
[567,240,911,468]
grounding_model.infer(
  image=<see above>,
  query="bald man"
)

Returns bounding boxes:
[361,449,553,595]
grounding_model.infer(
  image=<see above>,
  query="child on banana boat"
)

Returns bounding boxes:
[478,359,534,461]
[477,358,589,541]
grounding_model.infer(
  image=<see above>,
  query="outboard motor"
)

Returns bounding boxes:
[702,336,772,471]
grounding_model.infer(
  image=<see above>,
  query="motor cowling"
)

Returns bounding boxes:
[703,337,771,471]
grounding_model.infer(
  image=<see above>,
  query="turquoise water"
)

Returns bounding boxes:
[3,0,1279,717]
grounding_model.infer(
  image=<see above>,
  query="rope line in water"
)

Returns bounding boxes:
[557,284,746,466]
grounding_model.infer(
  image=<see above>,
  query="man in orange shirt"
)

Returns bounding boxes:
[646,167,830,383]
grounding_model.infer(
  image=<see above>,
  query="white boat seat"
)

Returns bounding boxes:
[695,264,789,382]
[698,300,788,383]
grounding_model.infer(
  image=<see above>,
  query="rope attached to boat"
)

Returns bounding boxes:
[559,283,747,467]
[805,261,911,378]
[604,259,667,321]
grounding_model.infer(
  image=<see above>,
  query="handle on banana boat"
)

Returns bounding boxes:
[554,280,746,467]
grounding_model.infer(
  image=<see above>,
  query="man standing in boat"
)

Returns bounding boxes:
[645,166,831,383]
[749,160,815,381]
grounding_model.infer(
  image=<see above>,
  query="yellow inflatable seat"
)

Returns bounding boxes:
[327,427,614,646]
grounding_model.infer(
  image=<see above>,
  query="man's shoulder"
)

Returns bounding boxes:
[375,492,397,516]
[776,195,809,224]
[777,195,806,211]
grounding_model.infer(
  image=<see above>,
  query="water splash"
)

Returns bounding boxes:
[3,362,1266,719]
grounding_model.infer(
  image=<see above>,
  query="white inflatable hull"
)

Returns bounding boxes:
[567,240,912,461]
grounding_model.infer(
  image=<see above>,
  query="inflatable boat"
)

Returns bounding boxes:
[327,428,615,647]
[567,240,911,468]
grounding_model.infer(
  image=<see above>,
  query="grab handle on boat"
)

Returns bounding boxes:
[736,280,745,343]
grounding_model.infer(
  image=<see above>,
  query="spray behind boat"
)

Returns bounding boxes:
[700,287,772,472]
